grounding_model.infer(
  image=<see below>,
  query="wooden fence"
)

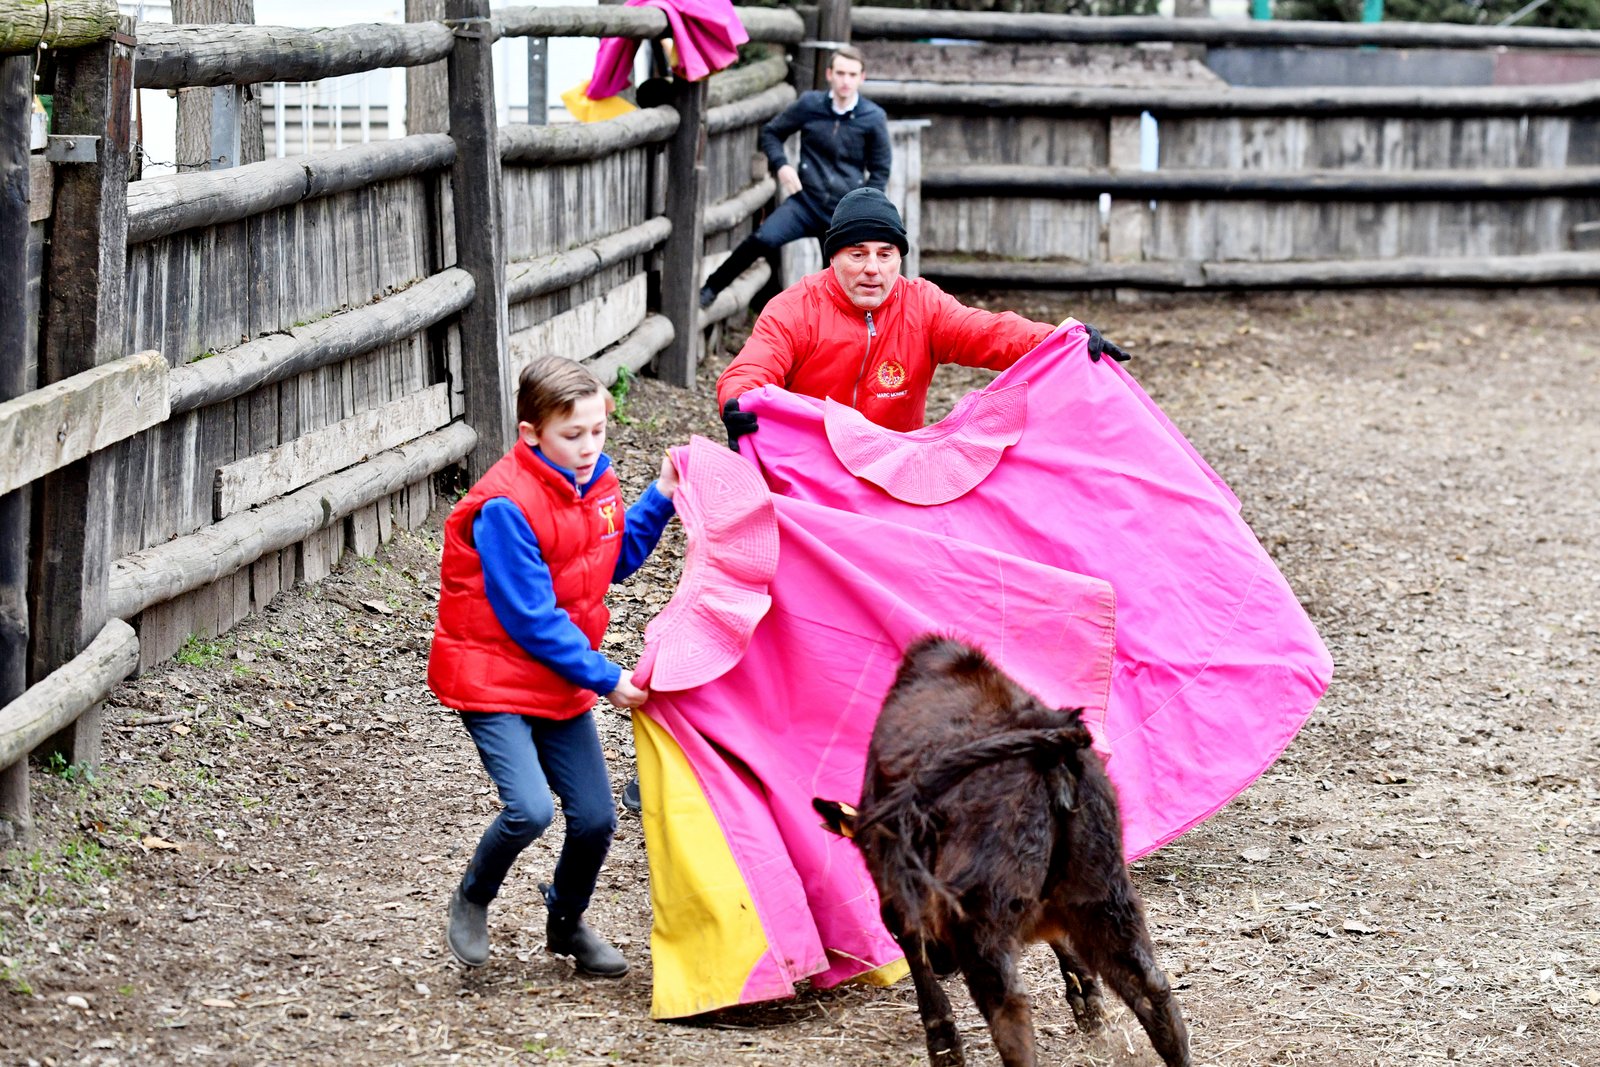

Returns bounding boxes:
[0,0,803,841]
[852,8,1600,290]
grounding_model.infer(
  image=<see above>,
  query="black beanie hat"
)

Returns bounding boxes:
[823,188,909,261]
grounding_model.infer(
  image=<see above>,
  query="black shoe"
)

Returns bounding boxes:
[622,776,642,813]
[446,884,490,967]
[698,285,717,309]
[540,883,628,977]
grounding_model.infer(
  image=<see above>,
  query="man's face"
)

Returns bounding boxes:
[826,56,864,104]
[831,241,902,311]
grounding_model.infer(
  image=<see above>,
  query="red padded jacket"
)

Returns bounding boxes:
[428,444,625,718]
[715,269,1053,431]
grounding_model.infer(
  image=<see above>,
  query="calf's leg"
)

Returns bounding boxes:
[1063,899,1191,1067]
[954,938,1037,1067]
[904,937,964,1067]
[1046,935,1106,1033]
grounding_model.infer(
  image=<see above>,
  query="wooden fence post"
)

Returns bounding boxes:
[656,76,707,387]
[406,0,449,135]
[28,16,136,774]
[811,0,852,90]
[0,52,34,841]
[445,0,512,481]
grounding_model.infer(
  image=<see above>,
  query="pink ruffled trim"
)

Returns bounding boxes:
[635,436,777,692]
[823,382,1029,506]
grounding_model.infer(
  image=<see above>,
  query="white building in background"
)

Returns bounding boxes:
[128,0,606,176]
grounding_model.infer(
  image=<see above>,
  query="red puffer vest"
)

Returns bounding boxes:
[428,444,626,718]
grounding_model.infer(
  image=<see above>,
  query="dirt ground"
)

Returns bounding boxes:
[3,291,1597,1067]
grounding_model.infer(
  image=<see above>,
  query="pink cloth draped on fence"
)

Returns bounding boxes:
[588,0,748,100]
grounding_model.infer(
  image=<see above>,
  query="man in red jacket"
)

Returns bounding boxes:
[716,188,1125,445]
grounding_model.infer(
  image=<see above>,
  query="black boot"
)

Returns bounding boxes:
[446,883,490,967]
[701,235,772,309]
[540,882,628,977]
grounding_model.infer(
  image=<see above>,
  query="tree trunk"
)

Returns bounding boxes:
[172,1,263,169]
[405,0,448,135]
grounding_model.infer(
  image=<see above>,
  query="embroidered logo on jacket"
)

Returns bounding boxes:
[876,361,907,390]
[597,500,620,538]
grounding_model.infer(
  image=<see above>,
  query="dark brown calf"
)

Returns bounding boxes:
[814,636,1191,1067]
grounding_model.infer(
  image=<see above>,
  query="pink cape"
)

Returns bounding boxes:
[631,438,1118,1019]
[588,0,749,100]
[631,321,1331,1017]
[740,320,1333,860]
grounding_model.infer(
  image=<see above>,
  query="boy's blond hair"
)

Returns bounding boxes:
[516,357,613,431]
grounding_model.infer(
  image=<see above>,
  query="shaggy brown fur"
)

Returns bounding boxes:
[815,637,1191,1067]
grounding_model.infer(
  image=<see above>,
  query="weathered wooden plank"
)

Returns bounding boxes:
[215,382,451,518]
[135,20,455,89]
[704,177,775,237]
[510,273,646,367]
[167,268,472,414]
[29,17,133,772]
[707,83,795,137]
[127,134,455,243]
[109,421,475,620]
[507,215,669,305]
[584,313,673,390]
[0,0,119,53]
[706,54,788,110]
[0,352,168,497]
[919,250,1600,290]
[657,76,707,388]
[923,164,1600,201]
[27,155,50,223]
[0,619,137,769]
[1,50,32,840]
[866,80,1600,118]
[492,5,801,44]
[850,9,1600,51]
[499,106,677,165]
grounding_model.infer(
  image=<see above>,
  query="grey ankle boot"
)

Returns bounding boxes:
[540,883,628,977]
[446,884,490,967]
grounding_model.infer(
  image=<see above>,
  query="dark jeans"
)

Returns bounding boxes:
[458,710,617,921]
[704,192,832,295]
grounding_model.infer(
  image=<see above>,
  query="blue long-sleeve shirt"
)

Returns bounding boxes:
[474,449,675,697]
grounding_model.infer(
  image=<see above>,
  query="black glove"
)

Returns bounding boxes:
[1086,324,1130,363]
[722,397,759,453]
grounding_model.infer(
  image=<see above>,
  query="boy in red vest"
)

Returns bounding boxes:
[428,357,678,976]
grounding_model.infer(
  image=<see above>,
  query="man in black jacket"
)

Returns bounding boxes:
[698,46,892,309]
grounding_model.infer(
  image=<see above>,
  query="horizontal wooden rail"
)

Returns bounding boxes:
[866,79,1600,117]
[215,384,452,519]
[850,9,1600,51]
[493,5,802,43]
[707,83,795,136]
[585,313,674,389]
[167,269,474,414]
[700,260,771,330]
[705,177,776,237]
[500,105,677,164]
[0,352,168,497]
[0,0,119,54]
[708,55,789,110]
[922,164,1600,201]
[0,620,139,769]
[108,422,477,621]
[127,134,455,244]
[507,216,672,305]
[920,251,1600,290]
[135,21,456,89]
